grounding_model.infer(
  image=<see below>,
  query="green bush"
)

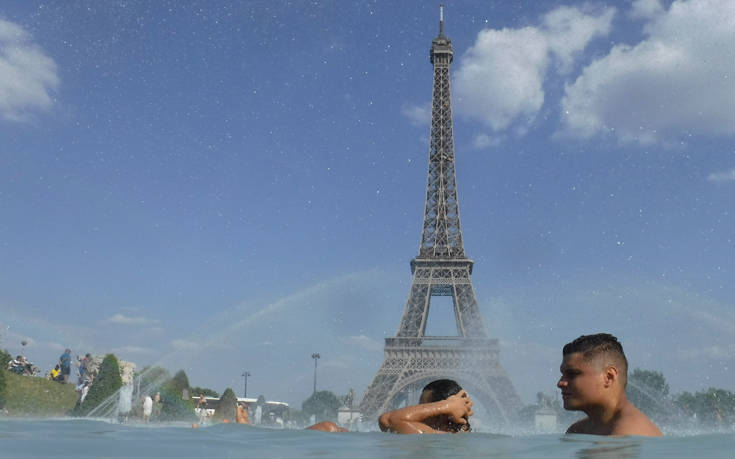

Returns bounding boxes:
[157,384,196,422]
[213,387,237,422]
[74,354,122,416]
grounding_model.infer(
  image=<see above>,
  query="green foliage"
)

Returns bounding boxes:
[0,369,6,409]
[190,386,219,398]
[1,371,77,416]
[157,385,196,422]
[627,368,671,419]
[302,390,340,423]
[675,388,735,426]
[213,387,237,422]
[74,354,122,416]
[169,369,190,395]
[138,366,171,394]
[0,348,11,370]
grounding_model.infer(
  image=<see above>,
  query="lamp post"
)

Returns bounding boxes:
[311,353,320,394]
[242,371,250,398]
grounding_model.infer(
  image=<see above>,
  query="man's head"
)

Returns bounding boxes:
[558,333,628,411]
[419,379,470,432]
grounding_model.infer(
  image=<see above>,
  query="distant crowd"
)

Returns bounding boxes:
[7,348,94,404]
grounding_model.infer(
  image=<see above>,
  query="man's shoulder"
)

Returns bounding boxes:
[613,405,663,437]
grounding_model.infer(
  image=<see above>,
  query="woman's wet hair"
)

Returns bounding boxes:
[420,379,471,433]
[421,379,463,402]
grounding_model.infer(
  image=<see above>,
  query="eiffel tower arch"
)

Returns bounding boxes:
[359,8,522,423]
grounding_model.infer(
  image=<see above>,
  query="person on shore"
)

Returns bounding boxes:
[378,379,474,434]
[142,395,153,422]
[78,353,91,384]
[558,333,663,437]
[152,392,162,420]
[236,403,250,424]
[59,348,72,383]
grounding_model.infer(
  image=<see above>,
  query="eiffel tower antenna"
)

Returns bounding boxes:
[439,4,445,36]
[359,6,522,424]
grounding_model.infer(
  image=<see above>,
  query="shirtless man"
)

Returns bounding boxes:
[378,379,474,434]
[236,403,250,424]
[558,333,662,437]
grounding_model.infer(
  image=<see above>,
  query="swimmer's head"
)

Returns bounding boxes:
[562,333,628,386]
[419,379,471,433]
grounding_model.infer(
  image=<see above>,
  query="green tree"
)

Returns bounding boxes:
[675,388,735,426]
[157,384,196,422]
[213,387,237,422]
[0,368,6,409]
[74,354,122,416]
[0,348,11,370]
[138,366,171,394]
[302,390,340,423]
[169,369,190,396]
[627,368,671,419]
[0,348,9,408]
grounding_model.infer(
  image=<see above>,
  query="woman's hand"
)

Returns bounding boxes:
[445,389,474,425]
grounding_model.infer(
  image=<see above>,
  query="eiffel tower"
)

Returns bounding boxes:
[359,7,522,423]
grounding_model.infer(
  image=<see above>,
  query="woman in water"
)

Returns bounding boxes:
[379,379,474,434]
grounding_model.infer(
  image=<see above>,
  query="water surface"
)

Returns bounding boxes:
[1,419,732,458]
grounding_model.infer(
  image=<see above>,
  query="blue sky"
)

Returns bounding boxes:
[1,0,734,412]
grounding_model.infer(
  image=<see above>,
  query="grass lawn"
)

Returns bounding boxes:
[2,371,78,416]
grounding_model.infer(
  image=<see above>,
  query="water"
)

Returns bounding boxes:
[1,419,733,458]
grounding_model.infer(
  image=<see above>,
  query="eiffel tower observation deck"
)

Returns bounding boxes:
[359,7,522,423]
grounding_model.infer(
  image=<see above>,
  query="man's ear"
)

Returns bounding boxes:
[603,364,619,388]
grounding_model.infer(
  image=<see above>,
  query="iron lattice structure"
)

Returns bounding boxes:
[359,10,522,423]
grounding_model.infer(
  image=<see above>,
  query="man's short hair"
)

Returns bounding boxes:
[563,333,629,383]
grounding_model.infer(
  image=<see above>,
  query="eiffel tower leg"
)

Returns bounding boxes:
[359,346,523,423]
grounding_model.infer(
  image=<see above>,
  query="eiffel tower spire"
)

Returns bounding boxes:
[420,3,463,259]
[359,7,522,423]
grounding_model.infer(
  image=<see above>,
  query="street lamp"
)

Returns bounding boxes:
[242,371,251,398]
[311,353,320,394]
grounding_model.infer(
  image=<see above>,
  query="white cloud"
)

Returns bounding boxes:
[104,313,158,326]
[543,6,617,74]
[170,339,199,350]
[562,0,735,143]
[472,133,501,149]
[454,6,614,132]
[0,18,59,122]
[111,345,156,356]
[707,168,735,183]
[401,102,431,126]
[630,0,665,19]
[346,334,382,352]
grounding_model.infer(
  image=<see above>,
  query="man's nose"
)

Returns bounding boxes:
[557,378,566,388]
